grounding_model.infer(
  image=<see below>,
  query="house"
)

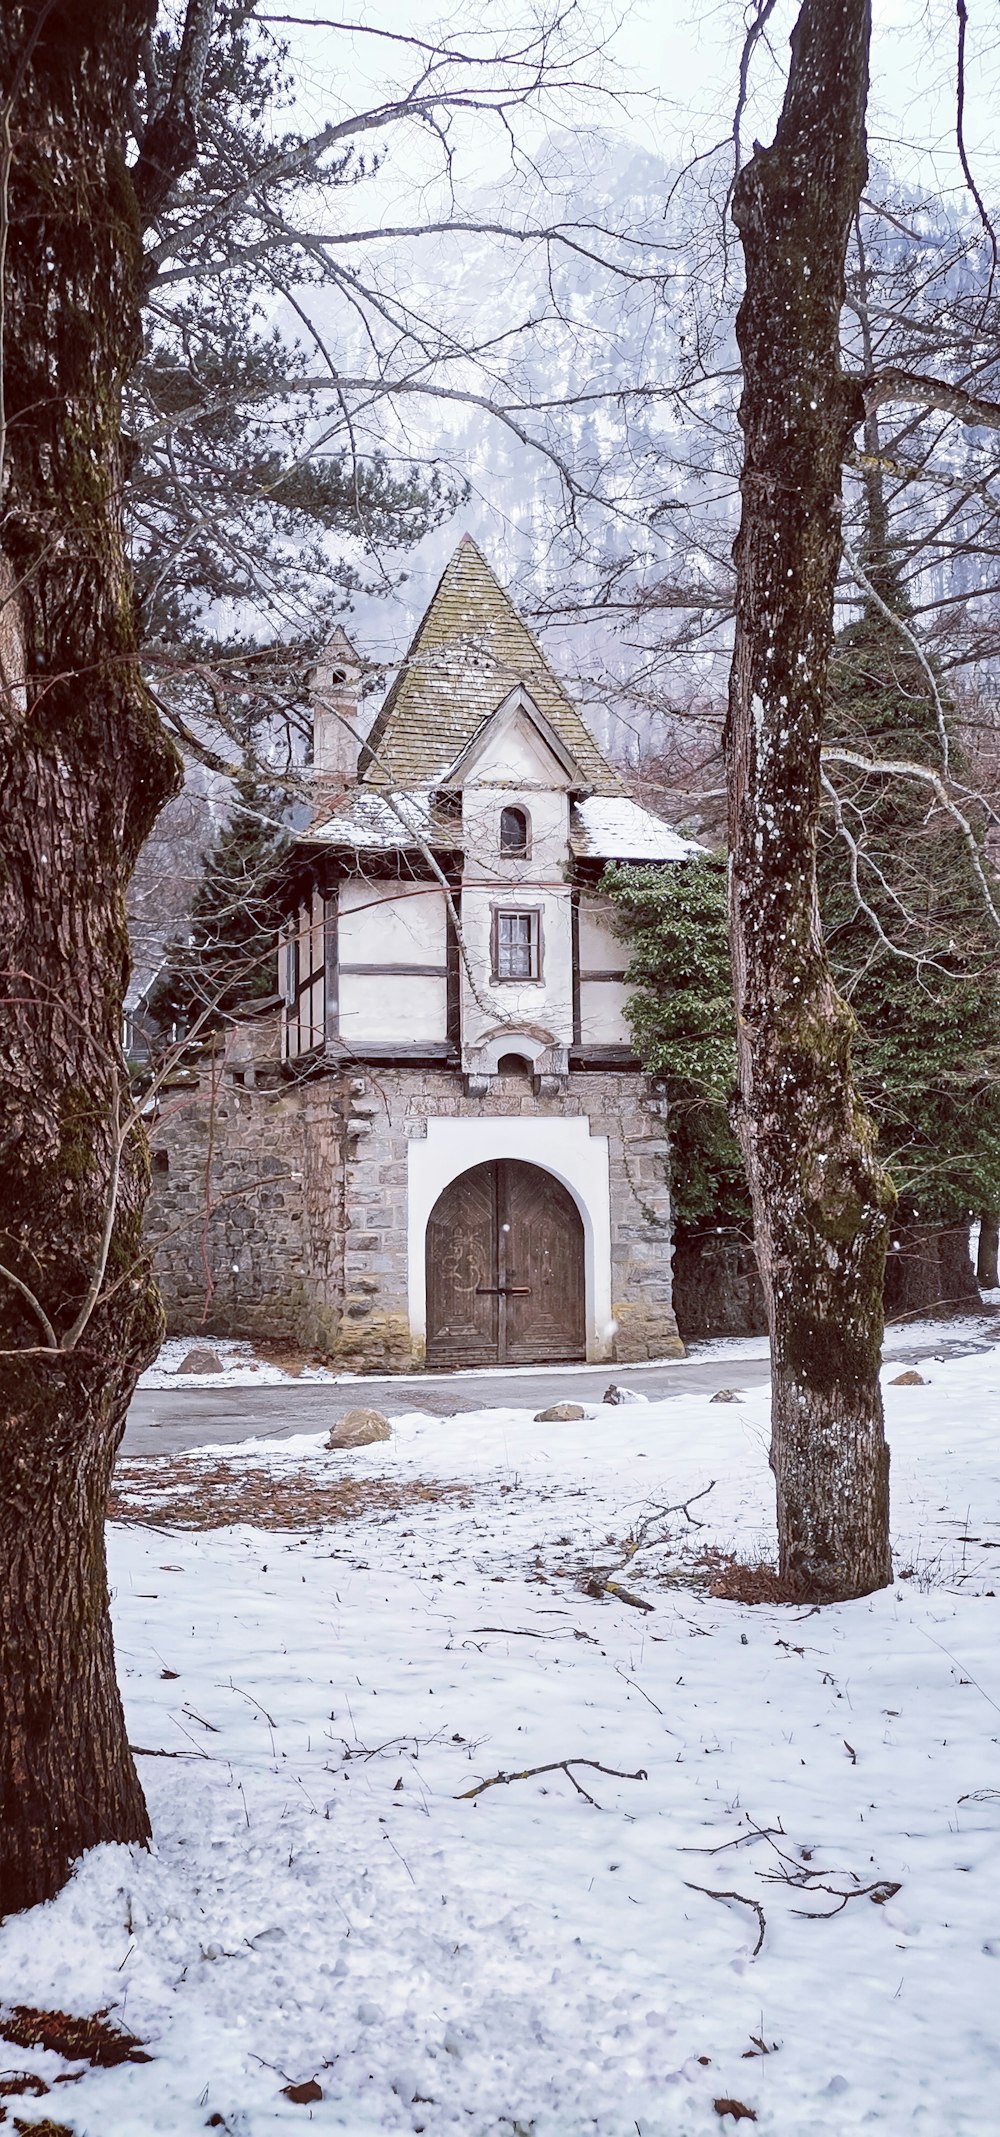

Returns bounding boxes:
[146,538,699,1369]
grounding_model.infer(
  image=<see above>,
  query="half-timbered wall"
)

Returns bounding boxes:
[337,880,449,1045]
[282,887,326,1061]
[577,895,631,1047]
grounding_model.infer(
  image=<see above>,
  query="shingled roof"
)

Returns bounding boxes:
[358,536,624,794]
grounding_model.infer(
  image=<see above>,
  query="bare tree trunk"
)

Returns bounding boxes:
[977,1214,999,1290]
[0,3,181,1913]
[725,0,894,1600]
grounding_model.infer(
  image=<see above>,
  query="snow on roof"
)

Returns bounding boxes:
[570,795,703,862]
[306,789,454,851]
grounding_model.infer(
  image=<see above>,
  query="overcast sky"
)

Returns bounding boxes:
[271,0,1000,209]
[250,0,1000,687]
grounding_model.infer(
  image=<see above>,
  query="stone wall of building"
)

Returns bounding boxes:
[146,1039,681,1366]
[145,1056,312,1343]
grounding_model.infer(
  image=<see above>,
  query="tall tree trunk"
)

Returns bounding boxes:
[0,3,181,1913]
[725,0,894,1600]
[976,1214,999,1290]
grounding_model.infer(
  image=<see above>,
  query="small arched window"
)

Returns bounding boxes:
[496,1051,532,1077]
[500,805,529,855]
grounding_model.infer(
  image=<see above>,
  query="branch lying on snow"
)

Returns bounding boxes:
[679,1823,785,1858]
[129,1744,211,1761]
[583,1480,717,1606]
[584,1576,655,1612]
[633,1481,717,1536]
[787,1878,901,1920]
[758,1856,901,1919]
[684,1883,767,1958]
[694,1817,903,1924]
[456,1758,647,1807]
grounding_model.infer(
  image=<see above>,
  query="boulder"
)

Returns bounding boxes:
[176,1347,223,1375]
[603,1384,648,1406]
[889,1369,925,1386]
[327,1407,392,1449]
[534,1401,585,1422]
[710,1387,743,1404]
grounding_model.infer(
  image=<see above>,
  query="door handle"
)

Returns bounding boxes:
[475,1286,531,1296]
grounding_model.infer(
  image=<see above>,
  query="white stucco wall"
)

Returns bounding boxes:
[458,883,574,1050]
[407,1115,613,1360]
[578,897,626,971]
[338,881,447,961]
[339,972,447,1043]
[579,979,632,1045]
[337,882,448,1044]
[578,896,633,1045]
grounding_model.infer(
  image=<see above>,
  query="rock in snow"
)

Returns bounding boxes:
[175,1347,223,1374]
[326,1406,392,1448]
[534,1401,586,1422]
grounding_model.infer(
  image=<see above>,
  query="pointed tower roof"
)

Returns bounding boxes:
[358,537,623,793]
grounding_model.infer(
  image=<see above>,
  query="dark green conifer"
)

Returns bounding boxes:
[605,569,1000,1322]
[602,853,744,1230]
[148,773,288,1035]
[820,564,1000,1285]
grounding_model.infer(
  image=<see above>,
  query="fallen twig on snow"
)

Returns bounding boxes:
[129,1744,210,1760]
[457,1758,647,1807]
[584,1576,655,1611]
[684,1882,766,1957]
[786,1878,901,1919]
[679,1824,784,1858]
[645,1481,717,1530]
[581,1481,717,1606]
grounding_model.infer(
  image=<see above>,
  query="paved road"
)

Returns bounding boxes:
[121,1331,992,1458]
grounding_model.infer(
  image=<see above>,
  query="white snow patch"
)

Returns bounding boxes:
[309,789,440,849]
[573,795,703,861]
[138,1337,341,1389]
[3,1351,1000,2131]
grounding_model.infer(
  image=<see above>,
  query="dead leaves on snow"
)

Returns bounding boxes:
[0,2007,149,2068]
[109,1458,469,1531]
[280,2077,324,2104]
[0,2007,149,2133]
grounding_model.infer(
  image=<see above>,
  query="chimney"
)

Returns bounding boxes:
[309,627,362,783]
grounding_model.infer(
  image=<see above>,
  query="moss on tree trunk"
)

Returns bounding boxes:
[0,2,181,1913]
[726,0,893,1600]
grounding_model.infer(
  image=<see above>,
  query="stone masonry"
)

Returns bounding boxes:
[145,1035,681,1368]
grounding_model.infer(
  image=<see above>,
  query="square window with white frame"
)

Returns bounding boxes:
[493,907,541,981]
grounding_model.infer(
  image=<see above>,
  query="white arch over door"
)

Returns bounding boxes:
[407,1116,613,1362]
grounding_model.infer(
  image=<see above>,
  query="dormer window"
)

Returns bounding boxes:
[499,805,529,855]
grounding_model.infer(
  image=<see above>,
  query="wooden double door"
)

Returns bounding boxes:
[425,1159,586,1368]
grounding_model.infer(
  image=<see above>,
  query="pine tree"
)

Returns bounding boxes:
[148,774,288,1035]
[601,857,763,1335]
[606,581,1000,1329]
[820,569,1000,1313]
[602,855,742,1225]
[131,6,461,663]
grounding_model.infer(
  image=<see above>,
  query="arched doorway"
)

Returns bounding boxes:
[425,1159,585,1368]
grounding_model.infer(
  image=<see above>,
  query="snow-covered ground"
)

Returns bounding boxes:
[3,1349,1000,2134]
